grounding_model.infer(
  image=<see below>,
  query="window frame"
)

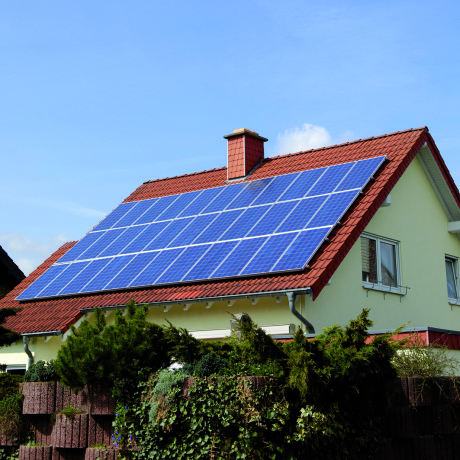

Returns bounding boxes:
[361,233,402,293]
[445,255,460,305]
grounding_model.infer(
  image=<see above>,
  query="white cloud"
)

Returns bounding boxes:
[272,123,354,156]
[0,232,68,276]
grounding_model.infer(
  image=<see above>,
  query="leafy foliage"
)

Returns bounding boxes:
[110,309,400,460]
[54,300,169,401]
[0,307,21,349]
[0,373,23,401]
[0,393,24,439]
[24,360,58,382]
[189,353,228,378]
[283,309,399,458]
[392,333,458,378]
[146,369,190,425]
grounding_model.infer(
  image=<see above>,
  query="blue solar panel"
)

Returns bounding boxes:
[77,228,125,260]
[182,241,238,281]
[18,156,386,300]
[114,199,157,229]
[279,168,326,201]
[105,252,160,290]
[307,190,359,228]
[121,222,169,254]
[211,237,268,279]
[241,232,298,275]
[307,162,354,197]
[156,190,203,221]
[272,227,331,272]
[83,255,137,292]
[201,182,247,213]
[247,201,298,237]
[16,264,69,300]
[168,214,217,247]
[39,261,91,298]
[335,157,386,192]
[131,248,185,287]
[58,232,105,263]
[226,178,273,210]
[134,195,180,225]
[252,173,299,206]
[219,205,270,240]
[193,210,244,244]
[277,195,328,233]
[98,225,147,257]
[59,258,114,295]
[94,202,138,231]
[144,218,193,251]
[156,244,212,284]
[178,187,224,217]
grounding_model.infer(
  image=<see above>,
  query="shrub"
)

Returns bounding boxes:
[392,333,458,377]
[145,369,189,426]
[54,300,170,403]
[0,393,24,439]
[0,373,23,400]
[192,353,227,377]
[24,360,58,382]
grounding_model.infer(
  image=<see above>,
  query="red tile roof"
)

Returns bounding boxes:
[2,127,458,334]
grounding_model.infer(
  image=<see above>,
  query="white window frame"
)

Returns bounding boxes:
[361,233,402,294]
[445,255,460,305]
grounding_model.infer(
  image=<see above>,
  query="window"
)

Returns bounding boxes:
[445,256,459,301]
[361,234,400,289]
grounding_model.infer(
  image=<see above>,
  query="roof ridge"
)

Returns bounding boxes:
[265,126,428,162]
[140,127,427,185]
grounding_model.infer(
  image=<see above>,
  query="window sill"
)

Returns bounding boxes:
[362,283,407,296]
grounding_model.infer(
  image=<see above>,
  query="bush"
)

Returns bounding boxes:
[24,360,58,382]
[283,309,399,459]
[191,353,227,378]
[0,393,23,439]
[147,369,189,425]
[392,333,458,378]
[0,373,23,400]
[54,301,170,404]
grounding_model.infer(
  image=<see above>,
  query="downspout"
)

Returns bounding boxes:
[23,336,33,368]
[287,291,315,334]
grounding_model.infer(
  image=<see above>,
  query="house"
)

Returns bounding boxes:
[1,126,460,373]
[0,245,24,300]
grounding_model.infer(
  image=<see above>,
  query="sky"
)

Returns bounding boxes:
[1,0,460,275]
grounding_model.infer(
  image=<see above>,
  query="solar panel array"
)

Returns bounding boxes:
[17,156,386,300]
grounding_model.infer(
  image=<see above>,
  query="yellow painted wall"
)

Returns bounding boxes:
[308,154,460,334]
[2,152,460,367]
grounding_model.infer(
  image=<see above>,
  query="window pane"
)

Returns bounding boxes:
[446,259,458,298]
[380,242,397,287]
[361,237,377,283]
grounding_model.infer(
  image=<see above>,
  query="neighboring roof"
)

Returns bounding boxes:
[0,245,25,290]
[2,127,459,334]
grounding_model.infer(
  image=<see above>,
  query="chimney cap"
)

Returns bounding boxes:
[223,128,268,142]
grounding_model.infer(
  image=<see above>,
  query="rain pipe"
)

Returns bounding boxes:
[23,336,33,368]
[287,291,315,334]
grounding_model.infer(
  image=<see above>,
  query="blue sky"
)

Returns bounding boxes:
[1,0,460,275]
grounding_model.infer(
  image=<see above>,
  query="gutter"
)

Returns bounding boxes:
[22,331,62,369]
[79,288,313,313]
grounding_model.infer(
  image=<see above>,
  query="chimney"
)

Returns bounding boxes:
[224,128,268,180]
